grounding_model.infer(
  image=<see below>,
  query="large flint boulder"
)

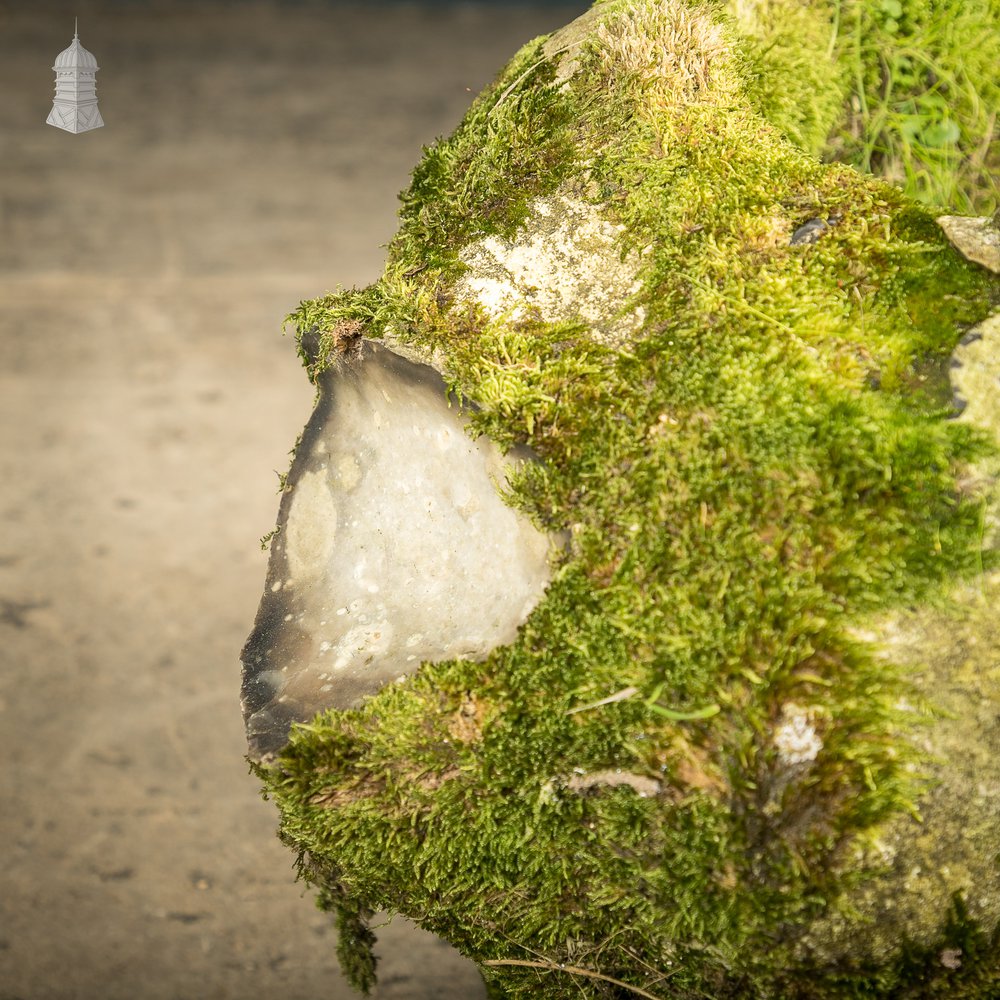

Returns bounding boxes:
[244,2,1000,996]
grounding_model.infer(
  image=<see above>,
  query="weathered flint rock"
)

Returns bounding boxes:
[246,2,1000,997]
[242,339,553,762]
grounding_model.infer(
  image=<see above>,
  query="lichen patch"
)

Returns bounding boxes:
[951,312,1000,443]
[773,702,823,766]
[455,191,645,347]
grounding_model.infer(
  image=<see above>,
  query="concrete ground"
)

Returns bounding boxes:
[0,3,586,998]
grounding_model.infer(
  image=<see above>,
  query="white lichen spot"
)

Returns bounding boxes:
[461,276,512,315]
[774,703,823,765]
[939,948,963,970]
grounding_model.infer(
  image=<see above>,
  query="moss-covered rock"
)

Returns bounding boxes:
[250,2,1000,996]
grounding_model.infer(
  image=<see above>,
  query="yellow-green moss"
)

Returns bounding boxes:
[267,3,1000,997]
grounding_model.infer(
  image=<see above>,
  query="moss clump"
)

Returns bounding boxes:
[265,2,1000,997]
[730,0,851,157]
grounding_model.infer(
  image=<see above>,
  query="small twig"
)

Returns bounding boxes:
[567,685,639,714]
[489,41,583,117]
[624,946,681,987]
[490,57,549,115]
[481,958,665,999]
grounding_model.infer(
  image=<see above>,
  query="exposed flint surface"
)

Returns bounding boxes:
[937,214,1000,275]
[241,340,554,762]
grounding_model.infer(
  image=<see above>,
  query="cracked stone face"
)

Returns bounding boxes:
[241,341,554,761]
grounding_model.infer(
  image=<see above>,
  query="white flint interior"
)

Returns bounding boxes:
[242,340,554,760]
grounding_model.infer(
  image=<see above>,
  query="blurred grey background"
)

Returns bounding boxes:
[0,2,587,998]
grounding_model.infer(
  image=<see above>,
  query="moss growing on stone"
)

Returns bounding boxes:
[265,2,1000,996]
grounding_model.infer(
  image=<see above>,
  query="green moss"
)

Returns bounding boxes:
[264,2,1000,996]
[730,0,850,156]
[394,42,580,271]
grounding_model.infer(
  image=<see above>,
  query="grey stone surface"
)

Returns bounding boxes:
[242,342,554,762]
[938,214,1000,274]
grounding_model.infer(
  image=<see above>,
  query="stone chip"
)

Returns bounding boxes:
[241,341,556,761]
